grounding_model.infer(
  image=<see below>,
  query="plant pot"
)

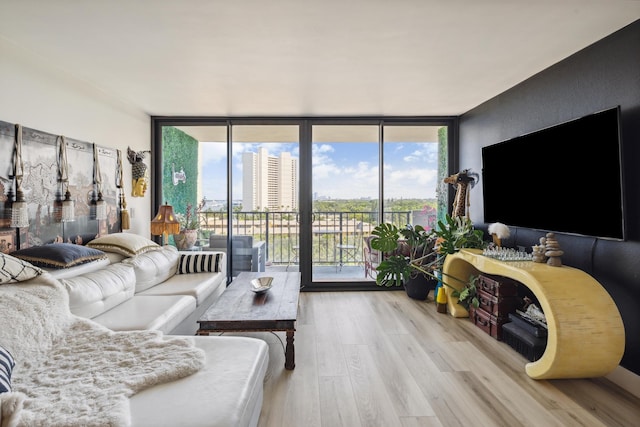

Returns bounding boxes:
[404,275,437,300]
[173,229,198,250]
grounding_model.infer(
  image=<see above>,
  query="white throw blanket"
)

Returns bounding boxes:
[0,275,205,427]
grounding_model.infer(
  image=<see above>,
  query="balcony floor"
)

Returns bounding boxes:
[266,264,373,282]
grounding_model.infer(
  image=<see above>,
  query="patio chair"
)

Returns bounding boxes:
[363,235,381,279]
[207,235,259,277]
[286,242,299,271]
[336,221,362,271]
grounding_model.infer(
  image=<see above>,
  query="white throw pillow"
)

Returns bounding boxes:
[87,233,159,257]
[0,253,43,284]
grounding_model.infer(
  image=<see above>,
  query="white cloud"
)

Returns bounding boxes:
[385,167,438,198]
[200,142,227,165]
[315,144,335,153]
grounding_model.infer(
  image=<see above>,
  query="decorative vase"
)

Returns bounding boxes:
[174,229,198,250]
[404,275,437,300]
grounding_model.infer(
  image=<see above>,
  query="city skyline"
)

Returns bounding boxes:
[199,141,439,204]
[242,147,298,211]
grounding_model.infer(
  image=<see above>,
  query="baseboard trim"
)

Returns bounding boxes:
[606,366,640,399]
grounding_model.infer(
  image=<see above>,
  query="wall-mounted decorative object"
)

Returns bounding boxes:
[127,147,150,197]
[116,150,130,230]
[96,145,122,235]
[59,136,75,223]
[9,125,29,228]
[0,120,121,249]
[172,163,186,185]
[91,144,107,221]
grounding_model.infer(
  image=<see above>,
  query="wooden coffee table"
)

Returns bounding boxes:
[197,271,301,370]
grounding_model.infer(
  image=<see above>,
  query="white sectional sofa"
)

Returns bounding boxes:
[0,233,270,427]
[56,242,226,335]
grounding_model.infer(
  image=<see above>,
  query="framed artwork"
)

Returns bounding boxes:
[0,120,121,249]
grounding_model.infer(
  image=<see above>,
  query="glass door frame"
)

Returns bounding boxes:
[301,118,457,290]
[152,116,458,291]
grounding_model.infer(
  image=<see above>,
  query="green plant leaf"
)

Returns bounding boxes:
[375,255,411,287]
[370,223,400,253]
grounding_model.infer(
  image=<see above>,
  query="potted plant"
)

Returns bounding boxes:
[370,214,486,300]
[173,203,200,250]
[370,223,441,300]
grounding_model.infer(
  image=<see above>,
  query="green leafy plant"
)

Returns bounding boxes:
[452,274,480,310]
[370,214,486,289]
[433,215,485,255]
[370,223,441,287]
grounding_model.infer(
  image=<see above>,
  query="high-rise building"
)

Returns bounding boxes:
[242,147,298,211]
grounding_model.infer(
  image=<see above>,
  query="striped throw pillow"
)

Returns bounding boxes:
[0,344,15,394]
[177,253,222,274]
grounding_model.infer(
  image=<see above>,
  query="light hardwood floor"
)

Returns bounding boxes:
[241,290,639,427]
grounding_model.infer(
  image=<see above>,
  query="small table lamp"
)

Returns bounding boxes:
[151,203,180,245]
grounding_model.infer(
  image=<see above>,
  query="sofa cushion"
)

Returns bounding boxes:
[177,252,223,274]
[104,252,127,264]
[11,243,107,269]
[129,336,269,427]
[0,344,15,393]
[123,246,179,292]
[139,271,226,306]
[59,263,136,319]
[43,257,111,279]
[91,295,196,334]
[87,233,159,257]
[0,253,43,284]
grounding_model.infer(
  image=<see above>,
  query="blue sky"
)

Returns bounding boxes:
[199,141,439,202]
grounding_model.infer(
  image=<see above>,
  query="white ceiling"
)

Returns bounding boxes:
[1,0,639,117]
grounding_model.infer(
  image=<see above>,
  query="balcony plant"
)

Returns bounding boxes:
[173,203,200,250]
[370,214,486,300]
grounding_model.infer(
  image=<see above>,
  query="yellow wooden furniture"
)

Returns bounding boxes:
[443,249,625,379]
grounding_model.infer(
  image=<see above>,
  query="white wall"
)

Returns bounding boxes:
[0,37,151,236]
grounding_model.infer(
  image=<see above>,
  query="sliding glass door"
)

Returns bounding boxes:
[382,125,446,228]
[154,118,451,289]
[310,124,379,282]
[306,123,448,288]
[230,125,299,278]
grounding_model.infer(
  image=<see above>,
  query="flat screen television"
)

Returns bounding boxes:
[482,106,625,240]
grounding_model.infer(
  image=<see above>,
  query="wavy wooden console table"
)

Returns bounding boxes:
[443,249,625,380]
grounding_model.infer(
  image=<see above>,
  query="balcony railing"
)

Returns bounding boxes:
[197,210,437,266]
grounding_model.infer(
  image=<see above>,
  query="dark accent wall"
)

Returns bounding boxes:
[459,20,640,375]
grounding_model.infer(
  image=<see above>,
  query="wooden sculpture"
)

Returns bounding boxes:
[444,169,479,218]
